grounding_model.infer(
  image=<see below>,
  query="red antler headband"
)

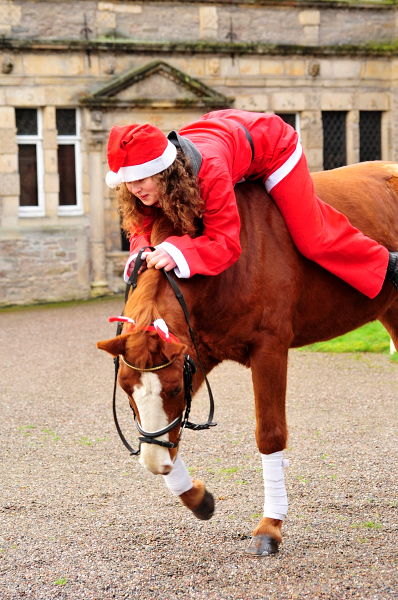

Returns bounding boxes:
[109,316,181,345]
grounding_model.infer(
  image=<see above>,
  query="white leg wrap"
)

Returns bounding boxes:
[162,453,193,496]
[261,451,289,521]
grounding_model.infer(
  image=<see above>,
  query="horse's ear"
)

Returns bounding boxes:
[97,334,128,357]
[162,341,187,362]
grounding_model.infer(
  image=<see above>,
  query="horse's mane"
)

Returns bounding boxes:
[124,268,163,328]
[123,213,181,329]
[150,212,180,247]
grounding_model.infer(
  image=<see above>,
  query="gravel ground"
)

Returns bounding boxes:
[1,297,398,600]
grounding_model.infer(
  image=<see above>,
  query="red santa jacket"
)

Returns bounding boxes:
[126,109,299,280]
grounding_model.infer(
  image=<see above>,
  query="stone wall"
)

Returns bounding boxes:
[106,250,127,294]
[0,106,19,229]
[0,226,90,306]
[3,0,397,46]
[1,0,398,306]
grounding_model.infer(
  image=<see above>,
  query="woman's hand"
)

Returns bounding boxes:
[146,248,177,271]
[137,263,147,275]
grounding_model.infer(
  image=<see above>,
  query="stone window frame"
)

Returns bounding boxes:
[292,113,301,143]
[57,108,83,217]
[17,108,45,218]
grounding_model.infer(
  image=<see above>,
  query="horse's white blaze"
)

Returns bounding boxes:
[133,372,173,475]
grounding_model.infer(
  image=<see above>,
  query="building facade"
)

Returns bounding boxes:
[1,0,397,305]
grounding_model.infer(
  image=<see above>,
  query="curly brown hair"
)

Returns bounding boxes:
[117,149,204,239]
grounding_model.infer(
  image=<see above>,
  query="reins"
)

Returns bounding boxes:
[112,246,216,456]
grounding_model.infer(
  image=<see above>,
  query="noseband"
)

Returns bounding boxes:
[111,246,216,457]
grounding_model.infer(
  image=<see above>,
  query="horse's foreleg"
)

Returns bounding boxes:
[163,453,214,520]
[246,341,289,557]
[379,299,398,351]
[179,480,215,520]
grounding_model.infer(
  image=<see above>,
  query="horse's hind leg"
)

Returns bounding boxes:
[246,339,289,557]
[378,299,398,351]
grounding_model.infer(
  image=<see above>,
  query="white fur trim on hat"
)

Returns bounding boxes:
[106,170,123,189]
[119,140,177,182]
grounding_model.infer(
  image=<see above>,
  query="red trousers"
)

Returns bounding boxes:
[268,154,389,299]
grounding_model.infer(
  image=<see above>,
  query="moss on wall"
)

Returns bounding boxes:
[2,37,398,57]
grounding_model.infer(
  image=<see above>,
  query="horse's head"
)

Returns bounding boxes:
[97,323,188,475]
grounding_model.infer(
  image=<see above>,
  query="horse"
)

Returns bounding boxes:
[97,161,398,557]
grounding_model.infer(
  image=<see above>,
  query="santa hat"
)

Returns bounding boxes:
[105,123,177,188]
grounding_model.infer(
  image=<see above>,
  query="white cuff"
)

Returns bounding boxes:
[123,252,150,282]
[123,254,137,283]
[156,241,190,278]
[265,142,303,193]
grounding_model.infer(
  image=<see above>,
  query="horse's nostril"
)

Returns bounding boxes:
[161,465,173,475]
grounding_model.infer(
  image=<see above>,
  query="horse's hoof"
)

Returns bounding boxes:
[246,534,279,557]
[192,490,215,521]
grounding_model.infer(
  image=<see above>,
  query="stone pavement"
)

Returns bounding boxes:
[1,297,398,599]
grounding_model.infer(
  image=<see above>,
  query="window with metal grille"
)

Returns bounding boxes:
[360,111,381,162]
[56,108,83,215]
[16,108,45,217]
[56,109,77,136]
[16,108,38,136]
[322,111,347,171]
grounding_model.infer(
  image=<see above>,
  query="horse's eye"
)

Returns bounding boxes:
[170,386,182,398]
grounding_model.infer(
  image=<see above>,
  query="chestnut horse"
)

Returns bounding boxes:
[98,161,398,556]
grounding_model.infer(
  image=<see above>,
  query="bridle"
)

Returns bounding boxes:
[114,347,198,454]
[120,354,176,372]
[111,246,216,456]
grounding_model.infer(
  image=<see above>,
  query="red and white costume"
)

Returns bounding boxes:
[109,110,389,299]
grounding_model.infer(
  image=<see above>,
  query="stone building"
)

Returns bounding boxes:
[0,0,397,305]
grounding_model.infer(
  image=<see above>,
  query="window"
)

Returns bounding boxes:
[121,224,130,251]
[322,111,347,170]
[360,111,382,162]
[275,113,301,140]
[17,108,45,217]
[276,113,296,129]
[56,108,83,216]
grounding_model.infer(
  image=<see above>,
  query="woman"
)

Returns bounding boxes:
[105,109,398,298]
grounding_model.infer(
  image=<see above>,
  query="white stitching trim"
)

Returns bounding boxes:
[265,142,303,193]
